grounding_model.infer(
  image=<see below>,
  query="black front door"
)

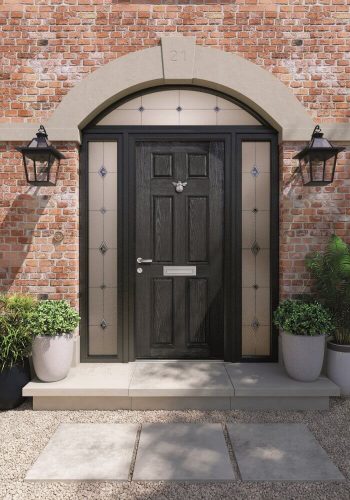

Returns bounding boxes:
[135,140,225,359]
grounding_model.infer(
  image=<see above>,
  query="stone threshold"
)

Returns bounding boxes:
[23,362,340,411]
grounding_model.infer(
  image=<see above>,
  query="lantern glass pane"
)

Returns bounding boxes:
[310,157,324,183]
[299,157,311,185]
[324,157,336,182]
[36,161,50,183]
[23,157,36,183]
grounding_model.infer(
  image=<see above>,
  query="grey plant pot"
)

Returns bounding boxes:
[327,342,350,396]
[281,331,326,382]
[32,334,74,382]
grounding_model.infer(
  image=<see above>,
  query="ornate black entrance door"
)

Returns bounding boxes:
[135,140,225,359]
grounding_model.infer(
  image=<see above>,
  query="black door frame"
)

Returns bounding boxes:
[80,126,279,363]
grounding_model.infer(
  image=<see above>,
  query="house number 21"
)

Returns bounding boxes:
[170,50,186,62]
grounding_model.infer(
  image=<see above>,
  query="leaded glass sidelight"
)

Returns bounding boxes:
[242,142,271,356]
[88,141,118,356]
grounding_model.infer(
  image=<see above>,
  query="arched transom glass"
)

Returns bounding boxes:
[97,89,262,126]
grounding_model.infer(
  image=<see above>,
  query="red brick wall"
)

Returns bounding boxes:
[280,144,350,298]
[1,1,349,123]
[0,1,349,304]
[0,143,79,305]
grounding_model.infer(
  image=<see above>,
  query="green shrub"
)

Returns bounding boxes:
[0,294,37,371]
[29,300,80,337]
[306,235,350,345]
[273,299,334,336]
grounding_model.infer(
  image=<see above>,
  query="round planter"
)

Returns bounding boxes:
[327,342,350,396]
[32,334,74,382]
[281,331,326,382]
[0,360,31,410]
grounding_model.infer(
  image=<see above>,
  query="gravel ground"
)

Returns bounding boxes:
[0,397,349,500]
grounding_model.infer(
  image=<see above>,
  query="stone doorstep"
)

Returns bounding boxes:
[31,396,331,411]
[23,362,340,410]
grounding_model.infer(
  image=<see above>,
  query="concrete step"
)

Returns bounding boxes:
[23,362,340,410]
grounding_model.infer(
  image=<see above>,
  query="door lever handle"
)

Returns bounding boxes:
[137,257,153,264]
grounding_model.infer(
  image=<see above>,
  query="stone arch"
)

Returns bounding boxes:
[46,37,314,142]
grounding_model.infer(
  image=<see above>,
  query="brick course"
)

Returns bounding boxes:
[0,1,349,306]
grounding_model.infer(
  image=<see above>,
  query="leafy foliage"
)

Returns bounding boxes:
[306,235,350,345]
[29,300,80,337]
[0,294,36,371]
[273,299,334,336]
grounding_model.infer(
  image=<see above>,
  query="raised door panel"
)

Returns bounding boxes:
[188,278,208,346]
[153,153,173,178]
[188,153,208,177]
[152,278,174,346]
[153,196,174,262]
[188,197,208,263]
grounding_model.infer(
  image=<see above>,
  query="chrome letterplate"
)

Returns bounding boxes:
[163,266,196,277]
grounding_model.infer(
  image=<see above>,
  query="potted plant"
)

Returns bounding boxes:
[0,294,36,409]
[30,300,80,382]
[273,299,334,382]
[306,235,350,394]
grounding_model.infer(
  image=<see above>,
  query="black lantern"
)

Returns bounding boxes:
[293,125,345,186]
[16,125,65,186]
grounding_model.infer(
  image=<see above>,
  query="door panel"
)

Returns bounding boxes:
[188,197,208,262]
[135,141,224,359]
[153,196,173,262]
[152,278,174,345]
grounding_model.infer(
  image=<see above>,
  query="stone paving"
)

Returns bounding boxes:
[26,424,138,481]
[25,422,343,482]
[133,423,234,481]
[2,398,350,500]
[227,423,344,482]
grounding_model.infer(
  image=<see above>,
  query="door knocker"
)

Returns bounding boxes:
[172,180,187,193]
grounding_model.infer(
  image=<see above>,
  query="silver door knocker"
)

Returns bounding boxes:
[172,180,187,193]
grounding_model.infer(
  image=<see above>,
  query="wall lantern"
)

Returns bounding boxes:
[16,125,65,186]
[293,125,345,186]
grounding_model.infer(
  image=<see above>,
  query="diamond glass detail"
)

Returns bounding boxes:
[252,207,258,213]
[251,318,260,331]
[251,165,260,177]
[176,106,182,112]
[253,284,259,290]
[214,106,220,112]
[100,207,107,215]
[99,165,107,177]
[251,241,261,256]
[99,241,108,255]
[100,319,107,330]
[138,106,145,112]
[100,284,106,290]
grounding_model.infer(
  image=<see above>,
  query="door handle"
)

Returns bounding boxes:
[137,257,153,264]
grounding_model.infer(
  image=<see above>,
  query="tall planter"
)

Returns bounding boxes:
[32,334,74,382]
[0,360,31,410]
[327,342,350,396]
[281,331,326,382]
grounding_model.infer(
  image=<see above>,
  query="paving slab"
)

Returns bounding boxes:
[129,362,234,397]
[26,423,138,481]
[225,363,340,397]
[227,423,345,481]
[23,363,134,397]
[133,423,235,481]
